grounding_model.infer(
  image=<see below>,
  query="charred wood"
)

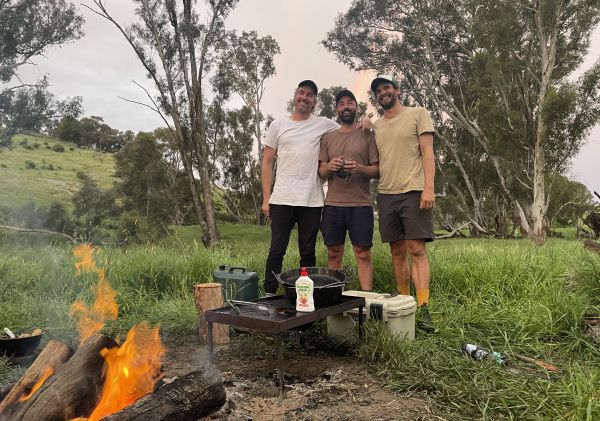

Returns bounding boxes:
[0,340,73,415]
[5,335,117,421]
[103,368,226,421]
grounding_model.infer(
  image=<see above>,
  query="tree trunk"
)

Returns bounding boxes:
[0,341,73,415]
[103,369,226,421]
[584,212,600,237]
[527,0,563,246]
[5,335,117,421]
[529,136,547,245]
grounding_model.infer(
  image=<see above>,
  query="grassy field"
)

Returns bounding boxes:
[0,134,115,208]
[0,224,599,419]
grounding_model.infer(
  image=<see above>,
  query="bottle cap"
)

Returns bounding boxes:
[300,267,308,276]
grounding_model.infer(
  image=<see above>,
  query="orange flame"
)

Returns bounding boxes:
[70,245,118,343]
[66,245,164,420]
[18,367,54,402]
[85,322,165,421]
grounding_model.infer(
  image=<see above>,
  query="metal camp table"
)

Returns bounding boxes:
[205,295,365,398]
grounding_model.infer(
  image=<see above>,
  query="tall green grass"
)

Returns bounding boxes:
[0,224,598,419]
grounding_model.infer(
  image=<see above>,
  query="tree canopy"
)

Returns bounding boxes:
[324,0,600,243]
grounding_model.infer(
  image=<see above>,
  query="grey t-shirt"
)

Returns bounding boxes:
[319,129,379,207]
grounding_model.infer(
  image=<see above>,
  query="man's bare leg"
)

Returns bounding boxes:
[327,244,344,270]
[390,241,410,295]
[406,239,430,306]
[352,245,373,291]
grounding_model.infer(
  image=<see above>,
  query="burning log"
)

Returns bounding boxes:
[0,340,73,415]
[4,335,117,421]
[194,283,229,345]
[103,368,226,421]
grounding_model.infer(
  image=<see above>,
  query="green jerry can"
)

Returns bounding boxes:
[213,265,259,302]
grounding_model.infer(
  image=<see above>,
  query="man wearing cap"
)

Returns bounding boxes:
[318,89,379,291]
[260,80,340,296]
[371,75,436,332]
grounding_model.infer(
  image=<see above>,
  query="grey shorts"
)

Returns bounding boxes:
[377,191,435,243]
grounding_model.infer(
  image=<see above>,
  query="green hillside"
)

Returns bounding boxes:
[0,134,115,208]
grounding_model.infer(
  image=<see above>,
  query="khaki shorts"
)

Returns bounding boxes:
[377,191,435,243]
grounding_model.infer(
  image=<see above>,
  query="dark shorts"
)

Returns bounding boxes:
[377,191,435,243]
[320,206,374,247]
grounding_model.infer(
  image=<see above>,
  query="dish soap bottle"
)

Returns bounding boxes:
[295,267,315,312]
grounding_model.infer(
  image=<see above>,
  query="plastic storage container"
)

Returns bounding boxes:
[327,290,417,344]
[213,266,259,302]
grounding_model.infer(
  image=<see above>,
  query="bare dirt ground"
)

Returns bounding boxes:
[162,332,446,421]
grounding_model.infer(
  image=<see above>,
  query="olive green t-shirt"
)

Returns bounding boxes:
[319,129,379,207]
[373,106,434,194]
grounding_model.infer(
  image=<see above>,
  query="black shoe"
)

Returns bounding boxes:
[416,305,435,333]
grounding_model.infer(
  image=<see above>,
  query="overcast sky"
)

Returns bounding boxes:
[19,0,600,194]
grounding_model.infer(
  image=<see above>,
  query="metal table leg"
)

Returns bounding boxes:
[358,305,364,342]
[277,335,285,399]
[207,321,214,363]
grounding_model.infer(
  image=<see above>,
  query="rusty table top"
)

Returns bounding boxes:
[205,295,365,334]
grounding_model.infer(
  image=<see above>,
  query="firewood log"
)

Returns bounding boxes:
[194,283,229,345]
[0,340,73,415]
[3,335,117,421]
[103,368,226,421]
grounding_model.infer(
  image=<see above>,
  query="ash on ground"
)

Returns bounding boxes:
[162,331,447,421]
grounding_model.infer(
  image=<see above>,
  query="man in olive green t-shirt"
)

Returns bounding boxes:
[371,75,436,332]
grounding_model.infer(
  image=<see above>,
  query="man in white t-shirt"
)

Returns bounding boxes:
[261,80,339,295]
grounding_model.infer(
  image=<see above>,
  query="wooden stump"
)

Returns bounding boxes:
[103,368,226,421]
[0,340,73,415]
[3,335,117,421]
[194,283,229,345]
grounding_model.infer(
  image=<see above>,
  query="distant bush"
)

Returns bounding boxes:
[52,144,65,152]
[43,142,48,146]
[76,170,89,180]
[46,145,51,149]
[69,147,74,151]
[19,139,28,146]
[24,160,36,169]
[0,138,12,148]
[34,143,40,149]
[47,164,55,171]
[23,145,34,150]
[0,163,6,168]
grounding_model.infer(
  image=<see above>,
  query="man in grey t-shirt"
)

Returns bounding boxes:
[261,80,339,295]
[318,89,379,291]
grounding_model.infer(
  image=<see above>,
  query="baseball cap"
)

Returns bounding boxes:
[297,80,318,95]
[370,75,398,92]
[335,89,357,105]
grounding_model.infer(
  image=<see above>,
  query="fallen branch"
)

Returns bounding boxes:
[583,239,600,257]
[0,225,76,244]
[513,354,560,373]
[437,222,470,239]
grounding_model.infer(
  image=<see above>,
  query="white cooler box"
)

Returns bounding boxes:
[327,290,417,344]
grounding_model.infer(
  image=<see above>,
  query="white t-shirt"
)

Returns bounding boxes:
[264,114,339,207]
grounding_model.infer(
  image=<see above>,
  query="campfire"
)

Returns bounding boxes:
[0,245,225,421]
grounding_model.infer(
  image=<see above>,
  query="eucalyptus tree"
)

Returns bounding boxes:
[324,0,600,244]
[88,0,239,246]
[216,30,280,153]
[0,0,84,138]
